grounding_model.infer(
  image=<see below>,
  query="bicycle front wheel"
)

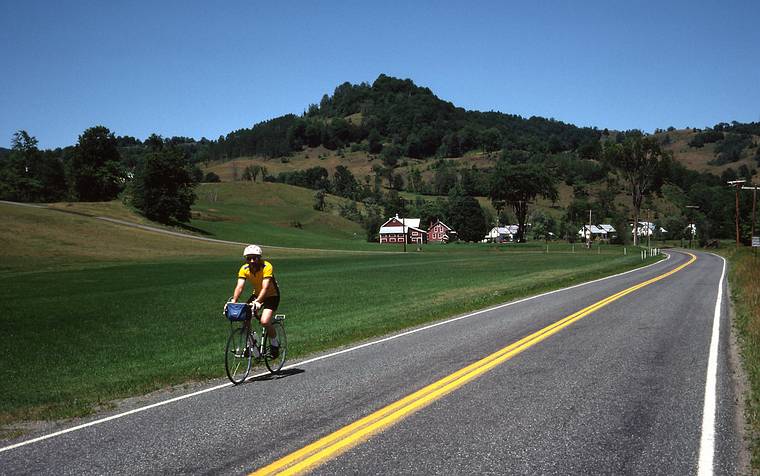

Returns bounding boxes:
[225,327,252,384]
[264,321,287,374]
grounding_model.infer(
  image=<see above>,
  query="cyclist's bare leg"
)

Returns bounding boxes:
[260,308,276,339]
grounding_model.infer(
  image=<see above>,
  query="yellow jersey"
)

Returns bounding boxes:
[237,260,280,297]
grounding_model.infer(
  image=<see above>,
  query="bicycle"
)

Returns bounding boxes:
[223,302,287,385]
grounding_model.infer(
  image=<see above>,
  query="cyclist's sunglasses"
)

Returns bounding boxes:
[245,255,261,261]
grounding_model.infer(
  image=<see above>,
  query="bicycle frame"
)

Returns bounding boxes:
[232,307,285,360]
[238,318,265,359]
[225,302,286,384]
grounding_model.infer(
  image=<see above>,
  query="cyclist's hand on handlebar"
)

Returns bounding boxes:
[222,298,234,317]
[252,300,262,311]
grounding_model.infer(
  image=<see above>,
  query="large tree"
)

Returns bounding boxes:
[447,186,488,242]
[130,140,196,223]
[489,162,557,242]
[0,130,66,202]
[603,134,668,246]
[0,131,42,201]
[333,165,358,199]
[67,126,124,201]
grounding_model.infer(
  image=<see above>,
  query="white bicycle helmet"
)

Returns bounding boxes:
[243,244,263,257]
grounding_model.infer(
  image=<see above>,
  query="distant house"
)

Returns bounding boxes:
[379,215,428,244]
[599,224,616,237]
[578,225,606,241]
[578,224,616,241]
[483,225,519,243]
[632,221,667,237]
[427,219,456,243]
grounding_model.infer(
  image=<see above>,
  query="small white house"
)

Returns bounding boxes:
[578,224,617,242]
[578,225,606,241]
[483,225,519,243]
[633,221,667,237]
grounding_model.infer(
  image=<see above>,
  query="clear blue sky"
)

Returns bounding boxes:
[2,1,759,149]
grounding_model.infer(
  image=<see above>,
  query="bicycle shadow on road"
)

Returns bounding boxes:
[250,368,305,382]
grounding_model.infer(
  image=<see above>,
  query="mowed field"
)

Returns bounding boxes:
[0,191,657,437]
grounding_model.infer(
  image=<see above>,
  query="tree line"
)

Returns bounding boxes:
[0,127,200,224]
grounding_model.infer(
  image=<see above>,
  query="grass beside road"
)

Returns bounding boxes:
[0,200,660,437]
[725,247,760,470]
[0,210,659,432]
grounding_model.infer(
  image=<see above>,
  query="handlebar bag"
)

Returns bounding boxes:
[225,303,251,321]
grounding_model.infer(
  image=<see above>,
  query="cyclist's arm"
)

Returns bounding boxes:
[253,278,272,305]
[231,278,246,302]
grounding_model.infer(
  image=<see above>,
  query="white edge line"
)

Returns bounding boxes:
[697,253,726,476]
[0,251,674,453]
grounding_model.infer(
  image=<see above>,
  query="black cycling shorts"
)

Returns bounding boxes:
[248,295,280,312]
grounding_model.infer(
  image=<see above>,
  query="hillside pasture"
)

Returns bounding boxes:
[660,128,759,174]
[0,203,236,274]
[204,146,498,188]
[191,182,376,250]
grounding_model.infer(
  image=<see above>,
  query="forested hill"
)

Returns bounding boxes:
[208,74,601,160]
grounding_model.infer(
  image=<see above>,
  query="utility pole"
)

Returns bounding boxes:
[402,216,407,253]
[742,184,759,256]
[646,209,651,251]
[587,209,592,249]
[728,180,746,246]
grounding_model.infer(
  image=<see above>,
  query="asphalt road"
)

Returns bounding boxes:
[0,250,742,475]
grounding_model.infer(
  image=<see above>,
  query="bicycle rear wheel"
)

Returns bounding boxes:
[225,327,252,384]
[264,321,287,374]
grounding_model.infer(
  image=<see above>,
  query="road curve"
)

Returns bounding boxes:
[0,250,742,475]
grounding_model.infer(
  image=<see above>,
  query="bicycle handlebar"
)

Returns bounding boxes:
[222,300,259,319]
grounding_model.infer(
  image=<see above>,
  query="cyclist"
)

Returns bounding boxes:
[229,244,281,357]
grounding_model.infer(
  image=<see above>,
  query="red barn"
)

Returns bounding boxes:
[379,215,428,244]
[427,219,456,243]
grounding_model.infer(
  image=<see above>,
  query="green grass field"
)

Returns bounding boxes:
[191,182,380,250]
[0,197,659,434]
[724,247,760,470]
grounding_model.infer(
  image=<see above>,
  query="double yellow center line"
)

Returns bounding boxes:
[252,253,697,475]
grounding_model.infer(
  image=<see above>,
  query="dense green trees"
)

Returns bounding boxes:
[67,126,125,201]
[447,186,488,242]
[710,133,753,165]
[0,126,205,218]
[273,166,330,190]
[332,165,358,199]
[0,131,66,202]
[489,161,558,242]
[603,134,668,246]
[128,138,196,223]
[688,130,723,148]
[203,74,599,162]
